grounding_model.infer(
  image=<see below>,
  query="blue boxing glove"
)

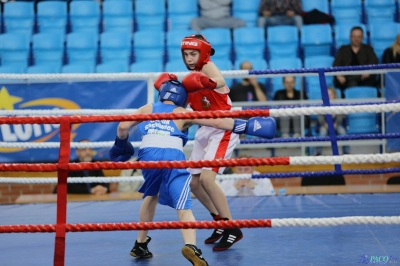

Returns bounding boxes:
[232,117,276,139]
[109,135,134,162]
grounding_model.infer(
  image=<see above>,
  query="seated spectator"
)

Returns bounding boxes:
[316,87,350,155]
[333,26,378,95]
[53,139,110,195]
[382,33,400,64]
[273,76,307,138]
[258,0,303,30]
[229,61,267,102]
[218,155,274,196]
[117,157,144,192]
[191,0,246,32]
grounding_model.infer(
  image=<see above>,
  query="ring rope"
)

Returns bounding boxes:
[0,99,395,117]
[1,133,398,149]
[1,153,400,172]
[0,103,399,125]
[1,216,399,234]
[2,166,400,183]
[0,63,398,80]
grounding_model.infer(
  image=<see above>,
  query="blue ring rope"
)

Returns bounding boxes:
[239,133,400,144]
[252,167,400,179]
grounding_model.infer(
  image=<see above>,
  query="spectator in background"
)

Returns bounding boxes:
[382,33,400,64]
[333,26,378,94]
[273,76,306,138]
[54,139,109,195]
[218,155,274,196]
[258,0,303,30]
[191,0,246,32]
[229,61,267,102]
[316,87,350,155]
[117,157,144,192]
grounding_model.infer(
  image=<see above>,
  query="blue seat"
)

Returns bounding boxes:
[135,0,166,31]
[66,32,98,66]
[233,27,265,59]
[370,22,400,60]
[96,63,129,73]
[267,26,298,59]
[165,60,188,72]
[344,86,379,134]
[301,24,333,57]
[3,2,34,35]
[130,60,164,72]
[167,30,194,61]
[32,33,64,68]
[133,31,164,63]
[0,33,31,68]
[102,1,133,33]
[168,0,197,14]
[37,1,67,34]
[365,8,395,24]
[200,28,231,60]
[304,56,334,91]
[331,0,362,10]
[168,15,197,31]
[100,32,132,65]
[331,8,361,24]
[334,24,367,49]
[61,64,95,73]
[232,0,259,27]
[70,1,100,35]
[27,65,60,74]
[231,12,258,28]
[0,65,26,83]
[301,0,329,13]
[269,58,302,98]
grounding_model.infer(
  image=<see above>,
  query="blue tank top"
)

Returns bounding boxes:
[137,102,189,146]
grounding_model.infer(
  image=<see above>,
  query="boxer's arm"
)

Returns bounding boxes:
[202,61,226,92]
[117,104,151,139]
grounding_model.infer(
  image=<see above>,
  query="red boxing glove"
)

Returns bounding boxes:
[154,72,178,90]
[182,72,217,93]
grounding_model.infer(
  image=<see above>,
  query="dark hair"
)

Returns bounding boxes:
[282,76,295,83]
[350,26,364,35]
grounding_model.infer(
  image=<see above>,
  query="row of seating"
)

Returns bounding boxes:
[1,0,399,36]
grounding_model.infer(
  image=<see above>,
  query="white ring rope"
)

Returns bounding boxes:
[1,153,400,184]
[271,216,400,227]
[0,174,252,184]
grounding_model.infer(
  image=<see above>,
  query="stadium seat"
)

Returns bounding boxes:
[0,65,26,83]
[233,27,265,60]
[100,32,132,65]
[200,28,231,60]
[365,7,395,24]
[331,0,362,24]
[165,60,188,72]
[3,2,34,35]
[167,30,194,61]
[0,33,31,68]
[269,57,302,98]
[344,86,379,134]
[102,1,133,33]
[32,33,64,68]
[135,0,166,31]
[232,0,259,27]
[70,1,100,35]
[301,24,333,57]
[66,32,98,66]
[267,26,298,59]
[130,60,164,72]
[167,0,197,30]
[334,24,367,50]
[133,31,164,63]
[37,1,68,34]
[27,65,60,74]
[331,0,362,10]
[96,63,129,73]
[304,56,334,94]
[301,0,329,13]
[61,64,95,73]
[369,22,400,61]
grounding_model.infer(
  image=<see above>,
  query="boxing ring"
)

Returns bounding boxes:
[1,64,400,266]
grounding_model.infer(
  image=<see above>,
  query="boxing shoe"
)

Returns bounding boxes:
[212,228,243,251]
[130,236,153,258]
[181,244,209,266]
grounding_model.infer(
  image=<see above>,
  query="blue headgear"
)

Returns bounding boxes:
[158,80,188,108]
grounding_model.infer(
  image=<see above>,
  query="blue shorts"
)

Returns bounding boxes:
[138,147,192,210]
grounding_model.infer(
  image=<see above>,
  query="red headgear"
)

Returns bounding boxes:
[181,34,215,71]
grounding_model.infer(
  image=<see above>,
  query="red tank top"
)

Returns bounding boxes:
[188,88,232,111]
